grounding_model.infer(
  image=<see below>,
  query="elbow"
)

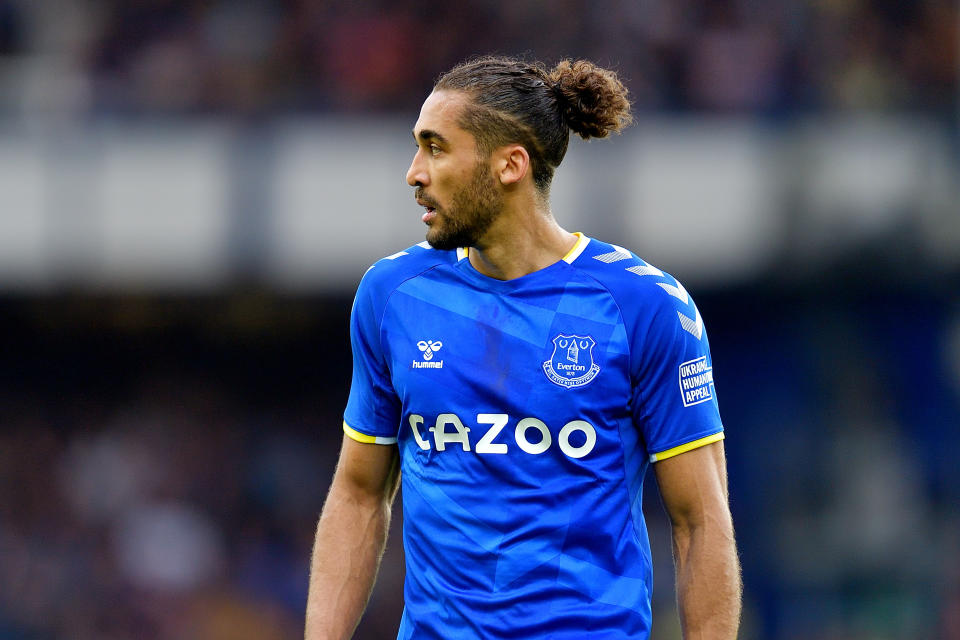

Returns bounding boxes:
[670,504,736,553]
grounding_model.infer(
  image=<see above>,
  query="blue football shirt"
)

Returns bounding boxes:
[343,233,724,639]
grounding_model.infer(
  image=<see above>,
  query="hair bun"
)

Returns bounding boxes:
[549,60,632,140]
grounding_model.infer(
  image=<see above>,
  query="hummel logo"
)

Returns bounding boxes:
[413,340,444,370]
[416,340,442,361]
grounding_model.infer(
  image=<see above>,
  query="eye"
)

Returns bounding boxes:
[429,144,441,156]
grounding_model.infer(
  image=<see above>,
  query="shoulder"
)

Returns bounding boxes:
[573,237,704,337]
[354,241,457,311]
[574,238,690,309]
[574,239,707,364]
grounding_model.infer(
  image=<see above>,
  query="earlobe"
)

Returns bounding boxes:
[498,145,529,186]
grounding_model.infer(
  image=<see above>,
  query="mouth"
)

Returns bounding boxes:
[416,196,438,224]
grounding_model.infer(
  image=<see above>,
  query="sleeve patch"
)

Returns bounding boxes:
[678,356,714,406]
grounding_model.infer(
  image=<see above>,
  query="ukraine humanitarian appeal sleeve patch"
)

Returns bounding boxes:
[678,355,714,407]
[542,334,601,388]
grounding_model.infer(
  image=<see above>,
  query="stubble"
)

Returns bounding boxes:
[425,161,503,251]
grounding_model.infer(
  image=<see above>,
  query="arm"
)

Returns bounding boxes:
[654,440,741,639]
[305,434,401,640]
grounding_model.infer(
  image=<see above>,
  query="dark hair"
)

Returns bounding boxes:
[434,56,632,191]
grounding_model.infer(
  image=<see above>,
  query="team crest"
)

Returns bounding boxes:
[542,334,600,388]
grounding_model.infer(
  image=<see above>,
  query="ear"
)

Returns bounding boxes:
[493,144,530,186]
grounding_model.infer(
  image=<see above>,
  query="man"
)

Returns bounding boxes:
[306,56,741,639]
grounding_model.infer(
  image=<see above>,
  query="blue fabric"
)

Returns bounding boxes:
[343,237,723,638]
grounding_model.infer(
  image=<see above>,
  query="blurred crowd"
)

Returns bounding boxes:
[1,374,326,639]
[0,301,404,640]
[0,0,956,116]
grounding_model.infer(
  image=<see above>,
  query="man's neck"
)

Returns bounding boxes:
[467,196,578,281]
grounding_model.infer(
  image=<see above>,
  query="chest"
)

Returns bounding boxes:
[379,281,632,421]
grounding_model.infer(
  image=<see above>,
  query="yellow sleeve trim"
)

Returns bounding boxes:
[343,421,397,445]
[650,432,724,463]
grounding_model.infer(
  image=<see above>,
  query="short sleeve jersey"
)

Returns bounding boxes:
[344,234,724,640]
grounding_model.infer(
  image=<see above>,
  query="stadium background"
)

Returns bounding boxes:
[0,1,957,638]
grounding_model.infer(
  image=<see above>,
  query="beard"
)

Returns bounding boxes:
[420,161,503,251]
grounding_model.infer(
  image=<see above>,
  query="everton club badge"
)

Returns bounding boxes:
[542,334,600,388]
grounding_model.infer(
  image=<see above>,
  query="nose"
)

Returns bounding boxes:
[406,148,428,187]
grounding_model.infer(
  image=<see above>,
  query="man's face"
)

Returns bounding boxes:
[406,91,504,250]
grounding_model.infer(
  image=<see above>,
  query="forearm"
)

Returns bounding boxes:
[672,515,741,639]
[305,481,393,640]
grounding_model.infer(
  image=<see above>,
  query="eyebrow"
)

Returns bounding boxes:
[413,129,449,146]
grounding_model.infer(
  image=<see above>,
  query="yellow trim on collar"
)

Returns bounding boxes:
[562,232,589,263]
